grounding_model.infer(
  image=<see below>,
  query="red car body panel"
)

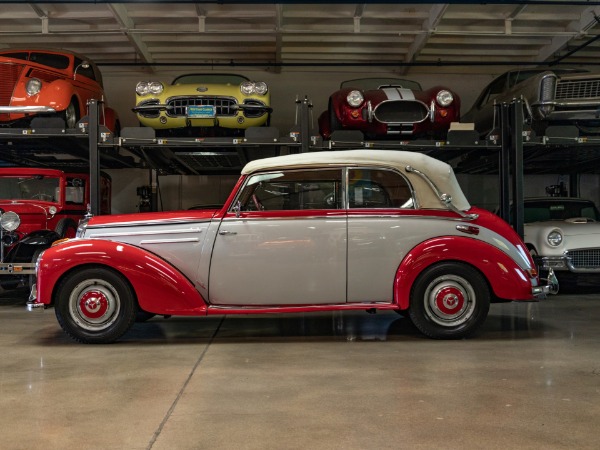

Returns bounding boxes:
[394,236,535,309]
[36,239,208,316]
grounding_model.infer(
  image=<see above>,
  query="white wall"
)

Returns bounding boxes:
[99,67,600,213]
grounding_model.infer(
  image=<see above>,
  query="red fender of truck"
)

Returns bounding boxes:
[394,236,535,310]
[37,239,208,315]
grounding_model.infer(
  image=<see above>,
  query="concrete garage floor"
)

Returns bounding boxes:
[1,288,599,450]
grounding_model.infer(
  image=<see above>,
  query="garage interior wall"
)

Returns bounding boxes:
[100,67,600,214]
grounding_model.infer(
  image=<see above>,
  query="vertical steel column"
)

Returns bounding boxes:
[300,96,310,154]
[510,99,524,239]
[569,173,580,197]
[88,99,100,215]
[499,103,511,222]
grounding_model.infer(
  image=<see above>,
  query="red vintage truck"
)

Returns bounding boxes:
[0,167,110,288]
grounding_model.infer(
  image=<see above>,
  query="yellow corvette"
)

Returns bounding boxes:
[132,73,271,136]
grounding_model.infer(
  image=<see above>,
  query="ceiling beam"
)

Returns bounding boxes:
[28,3,49,34]
[400,3,448,75]
[537,6,600,62]
[106,3,154,64]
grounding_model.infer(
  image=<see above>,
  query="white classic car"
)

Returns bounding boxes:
[523,197,600,276]
[27,150,551,343]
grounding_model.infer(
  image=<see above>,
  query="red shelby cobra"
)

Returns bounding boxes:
[319,78,460,140]
[0,49,119,131]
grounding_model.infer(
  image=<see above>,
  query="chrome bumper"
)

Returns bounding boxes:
[532,268,559,298]
[26,282,44,312]
[0,262,36,275]
[0,106,56,114]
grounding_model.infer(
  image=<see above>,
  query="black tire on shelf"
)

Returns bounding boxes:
[329,101,341,133]
[54,267,137,344]
[408,262,490,339]
[62,99,80,129]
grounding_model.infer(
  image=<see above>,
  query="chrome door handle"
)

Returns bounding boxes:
[219,230,237,235]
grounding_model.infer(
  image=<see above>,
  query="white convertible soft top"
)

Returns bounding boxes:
[242,149,470,211]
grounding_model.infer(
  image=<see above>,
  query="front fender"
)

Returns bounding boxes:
[34,79,77,112]
[394,236,535,309]
[37,239,207,315]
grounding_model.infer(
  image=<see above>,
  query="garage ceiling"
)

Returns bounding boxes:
[2,2,600,73]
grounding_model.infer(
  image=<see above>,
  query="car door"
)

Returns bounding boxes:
[346,167,416,303]
[208,168,347,305]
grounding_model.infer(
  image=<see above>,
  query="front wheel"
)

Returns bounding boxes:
[409,262,490,339]
[55,267,136,344]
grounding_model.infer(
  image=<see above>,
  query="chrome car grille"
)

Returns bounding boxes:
[373,100,428,124]
[567,248,600,270]
[555,79,600,100]
[0,62,24,121]
[167,96,237,117]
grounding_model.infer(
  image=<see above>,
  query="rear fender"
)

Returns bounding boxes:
[394,236,534,309]
[37,239,207,315]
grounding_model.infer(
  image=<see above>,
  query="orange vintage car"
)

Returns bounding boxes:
[0,49,119,132]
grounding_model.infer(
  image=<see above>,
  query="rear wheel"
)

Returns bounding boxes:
[55,267,136,344]
[409,262,490,339]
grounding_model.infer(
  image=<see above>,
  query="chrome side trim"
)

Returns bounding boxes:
[0,106,57,113]
[88,227,202,238]
[140,238,201,244]
[87,220,210,230]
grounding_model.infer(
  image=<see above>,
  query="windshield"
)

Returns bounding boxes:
[524,200,600,222]
[0,176,60,203]
[172,74,249,85]
[341,78,422,91]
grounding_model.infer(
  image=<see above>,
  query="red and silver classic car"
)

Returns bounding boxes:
[28,150,551,343]
[318,78,460,140]
[0,49,119,131]
[0,168,111,288]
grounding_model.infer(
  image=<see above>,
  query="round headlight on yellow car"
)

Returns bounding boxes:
[26,78,42,96]
[136,81,163,96]
[254,82,268,95]
[240,81,269,96]
[0,211,20,232]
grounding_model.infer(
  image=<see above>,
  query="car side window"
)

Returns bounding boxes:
[236,169,342,211]
[348,168,413,209]
[65,177,85,205]
[481,74,508,106]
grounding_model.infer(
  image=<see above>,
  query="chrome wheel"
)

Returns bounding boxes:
[55,267,136,344]
[68,279,121,332]
[409,262,490,339]
[423,274,476,327]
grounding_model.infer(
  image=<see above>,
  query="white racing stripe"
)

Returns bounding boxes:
[382,87,415,101]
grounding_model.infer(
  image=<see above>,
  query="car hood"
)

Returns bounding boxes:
[525,219,600,236]
[87,209,219,227]
[0,201,52,217]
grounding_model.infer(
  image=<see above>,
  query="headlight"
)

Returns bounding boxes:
[436,90,454,107]
[26,78,42,96]
[240,81,269,95]
[240,81,254,95]
[0,211,20,232]
[254,81,268,95]
[136,81,163,96]
[346,90,364,107]
[48,206,57,215]
[547,230,563,247]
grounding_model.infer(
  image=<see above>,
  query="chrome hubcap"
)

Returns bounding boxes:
[424,275,476,327]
